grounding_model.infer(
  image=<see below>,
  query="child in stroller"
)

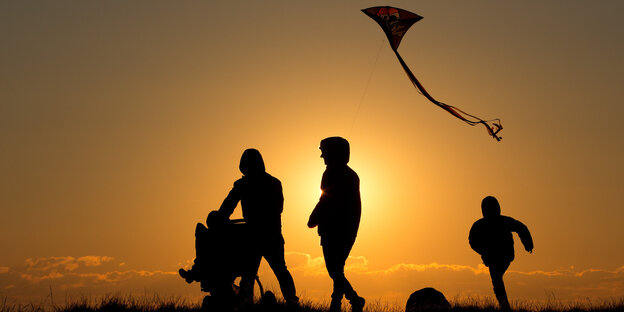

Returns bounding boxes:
[179,211,269,310]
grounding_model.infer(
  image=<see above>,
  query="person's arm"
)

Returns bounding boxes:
[308,172,329,228]
[275,179,284,215]
[509,217,534,253]
[308,201,322,228]
[468,222,485,255]
[218,180,242,219]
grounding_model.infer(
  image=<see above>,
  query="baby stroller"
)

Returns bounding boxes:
[179,211,267,310]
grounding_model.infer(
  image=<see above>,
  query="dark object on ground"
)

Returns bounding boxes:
[405,287,451,312]
[260,291,277,307]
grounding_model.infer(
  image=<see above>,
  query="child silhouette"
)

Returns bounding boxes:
[469,196,533,310]
[308,137,365,312]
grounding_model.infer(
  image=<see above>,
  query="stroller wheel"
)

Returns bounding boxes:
[202,289,236,311]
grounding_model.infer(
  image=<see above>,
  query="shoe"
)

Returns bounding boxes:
[178,268,194,283]
[350,296,365,312]
[286,296,299,308]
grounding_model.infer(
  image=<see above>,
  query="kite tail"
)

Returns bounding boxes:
[392,49,503,141]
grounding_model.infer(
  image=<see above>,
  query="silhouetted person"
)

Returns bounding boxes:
[469,196,534,310]
[308,137,365,312]
[218,148,298,305]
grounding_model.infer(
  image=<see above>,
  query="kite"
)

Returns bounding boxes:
[362,6,503,141]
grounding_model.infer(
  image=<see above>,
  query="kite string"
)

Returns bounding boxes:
[349,39,385,134]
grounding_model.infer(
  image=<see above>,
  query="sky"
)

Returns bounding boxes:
[1,0,623,307]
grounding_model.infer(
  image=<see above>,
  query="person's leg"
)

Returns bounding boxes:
[179,223,211,283]
[239,252,262,302]
[323,242,351,298]
[322,239,363,311]
[263,243,298,304]
[323,242,347,311]
[489,261,511,310]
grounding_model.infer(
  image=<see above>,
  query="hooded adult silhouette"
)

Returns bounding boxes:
[308,137,365,312]
[218,149,298,305]
[469,196,533,310]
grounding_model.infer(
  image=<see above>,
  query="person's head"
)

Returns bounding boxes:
[319,137,350,166]
[239,148,265,176]
[206,210,227,229]
[481,196,501,218]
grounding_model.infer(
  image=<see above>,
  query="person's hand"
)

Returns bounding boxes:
[308,205,320,228]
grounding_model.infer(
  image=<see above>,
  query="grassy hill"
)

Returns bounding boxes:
[1,295,622,312]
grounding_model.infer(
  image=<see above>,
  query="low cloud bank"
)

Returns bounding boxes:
[1,254,622,306]
[270,252,624,304]
[0,256,194,305]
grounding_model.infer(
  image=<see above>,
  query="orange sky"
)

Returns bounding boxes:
[1,0,623,306]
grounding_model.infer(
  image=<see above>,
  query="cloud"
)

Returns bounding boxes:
[1,256,180,298]
[505,265,624,300]
[9,256,175,286]
[284,252,488,276]
[362,262,489,275]
[2,254,623,306]
[77,256,114,267]
[0,256,192,306]
[283,251,327,276]
[20,271,64,283]
[70,270,177,284]
[274,252,624,304]
[25,256,81,272]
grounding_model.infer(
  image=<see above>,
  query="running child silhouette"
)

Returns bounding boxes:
[469,196,534,310]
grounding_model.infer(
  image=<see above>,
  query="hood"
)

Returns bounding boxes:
[481,196,501,218]
[320,137,350,165]
[239,148,266,176]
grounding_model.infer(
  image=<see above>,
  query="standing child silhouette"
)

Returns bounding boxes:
[308,137,365,312]
[469,196,534,310]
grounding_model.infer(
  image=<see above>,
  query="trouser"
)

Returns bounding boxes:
[240,241,297,302]
[322,238,358,302]
[488,261,511,310]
